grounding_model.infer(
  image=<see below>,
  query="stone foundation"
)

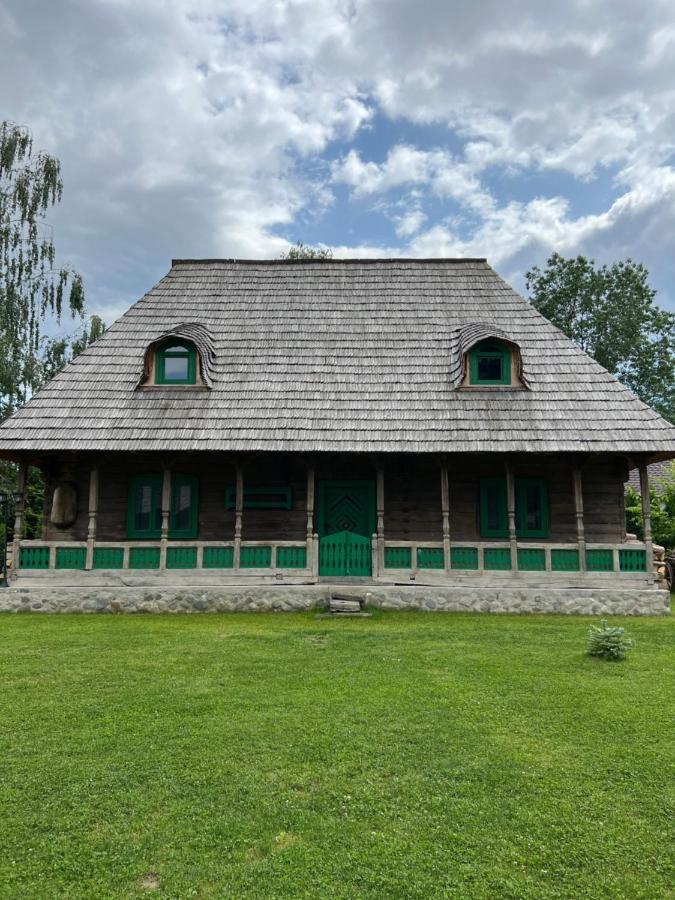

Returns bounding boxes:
[0,584,670,615]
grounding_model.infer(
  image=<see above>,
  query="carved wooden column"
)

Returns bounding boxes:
[639,462,654,580]
[159,464,171,570]
[233,462,243,570]
[11,460,27,578]
[440,462,450,572]
[573,466,586,572]
[376,463,385,577]
[85,462,100,570]
[306,462,315,575]
[505,460,517,570]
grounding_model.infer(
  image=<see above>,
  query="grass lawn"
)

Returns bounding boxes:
[0,611,673,899]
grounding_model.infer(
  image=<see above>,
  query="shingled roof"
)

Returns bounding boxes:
[2,258,675,456]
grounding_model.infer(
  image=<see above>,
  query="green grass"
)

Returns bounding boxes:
[0,611,673,899]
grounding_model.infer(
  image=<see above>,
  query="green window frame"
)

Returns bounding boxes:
[127,474,199,539]
[225,485,293,510]
[155,340,197,385]
[468,340,511,385]
[479,477,549,539]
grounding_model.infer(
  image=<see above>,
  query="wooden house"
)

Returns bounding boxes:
[0,258,673,614]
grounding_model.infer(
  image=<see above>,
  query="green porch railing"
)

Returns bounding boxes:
[416,547,444,569]
[586,549,614,572]
[384,546,412,568]
[484,548,511,570]
[551,549,580,571]
[19,546,50,569]
[276,546,307,569]
[129,547,160,569]
[202,546,234,569]
[517,548,546,571]
[166,546,198,569]
[240,546,272,568]
[619,549,646,572]
[92,547,124,569]
[55,547,86,570]
[450,547,478,570]
[319,531,371,577]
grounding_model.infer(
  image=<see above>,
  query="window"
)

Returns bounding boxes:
[224,485,293,510]
[155,341,197,385]
[479,477,548,538]
[468,340,511,385]
[127,474,199,538]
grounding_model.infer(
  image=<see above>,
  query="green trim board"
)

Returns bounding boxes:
[225,485,293,510]
[127,474,199,539]
[155,340,197,385]
[468,340,511,385]
[479,477,549,539]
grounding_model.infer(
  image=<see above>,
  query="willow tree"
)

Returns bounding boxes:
[0,121,85,419]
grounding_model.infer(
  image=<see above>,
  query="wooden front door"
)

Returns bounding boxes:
[316,480,376,576]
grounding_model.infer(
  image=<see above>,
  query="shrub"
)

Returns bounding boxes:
[587,619,634,661]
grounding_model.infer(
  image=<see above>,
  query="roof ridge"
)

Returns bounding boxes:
[170,257,488,266]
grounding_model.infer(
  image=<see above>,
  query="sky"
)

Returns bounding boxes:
[2,0,675,326]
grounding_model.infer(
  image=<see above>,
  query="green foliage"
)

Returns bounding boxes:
[587,618,634,661]
[281,240,333,260]
[0,121,85,417]
[526,253,675,421]
[0,613,672,897]
[625,472,675,550]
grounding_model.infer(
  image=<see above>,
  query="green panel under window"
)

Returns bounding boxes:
[169,475,199,539]
[451,546,478,570]
[19,546,50,569]
[55,547,86,570]
[384,546,412,568]
[240,546,272,568]
[479,477,508,538]
[551,549,580,571]
[619,549,647,572]
[225,485,293,510]
[166,546,198,569]
[155,341,197,385]
[92,547,124,569]
[276,546,307,569]
[202,546,234,569]
[484,547,512,570]
[468,340,511,385]
[127,475,162,539]
[416,547,445,569]
[586,549,614,572]
[517,548,546,571]
[129,546,160,569]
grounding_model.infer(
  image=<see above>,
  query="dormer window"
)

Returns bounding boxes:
[155,341,197,385]
[468,340,511,386]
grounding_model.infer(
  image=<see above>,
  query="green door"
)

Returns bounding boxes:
[316,481,375,577]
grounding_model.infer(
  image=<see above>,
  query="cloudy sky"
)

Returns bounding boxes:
[2,0,675,324]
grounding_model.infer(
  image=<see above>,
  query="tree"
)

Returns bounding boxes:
[0,121,85,419]
[625,470,675,550]
[281,241,333,260]
[526,253,675,422]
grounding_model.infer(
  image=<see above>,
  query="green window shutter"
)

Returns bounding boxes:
[155,341,197,385]
[479,477,508,538]
[515,478,549,538]
[169,475,199,539]
[468,340,511,385]
[127,475,162,539]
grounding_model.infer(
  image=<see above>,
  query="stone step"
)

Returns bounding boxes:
[329,597,362,614]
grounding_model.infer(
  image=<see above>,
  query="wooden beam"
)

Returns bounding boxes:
[573,466,586,572]
[11,460,27,579]
[505,460,517,571]
[159,464,171,570]
[376,463,385,576]
[306,463,315,575]
[639,462,654,581]
[233,462,243,569]
[440,463,450,571]
[85,462,100,570]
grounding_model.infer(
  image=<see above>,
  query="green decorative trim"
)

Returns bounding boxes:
[479,477,508,538]
[166,546,198,569]
[619,549,647,572]
[155,340,197,385]
[586,549,614,572]
[55,547,86,570]
[202,546,234,569]
[517,547,546,571]
[551,549,579,571]
[468,340,511,385]
[19,546,50,569]
[484,548,512,570]
[225,485,293,510]
[169,475,199,539]
[129,546,160,569]
[240,546,272,568]
[416,547,444,569]
[384,546,412,568]
[92,547,124,569]
[276,546,307,568]
[450,546,478,570]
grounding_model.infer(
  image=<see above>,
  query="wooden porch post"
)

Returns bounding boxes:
[639,462,654,579]
[11,460,27,578]
[505,460,517,571]
[306,462,315,574]
[159,464,171,570]
[573,466,586,572]
[440,463,450,572]
[376,463,385,577]
[85,462,100,570]
[233,462,243,569]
